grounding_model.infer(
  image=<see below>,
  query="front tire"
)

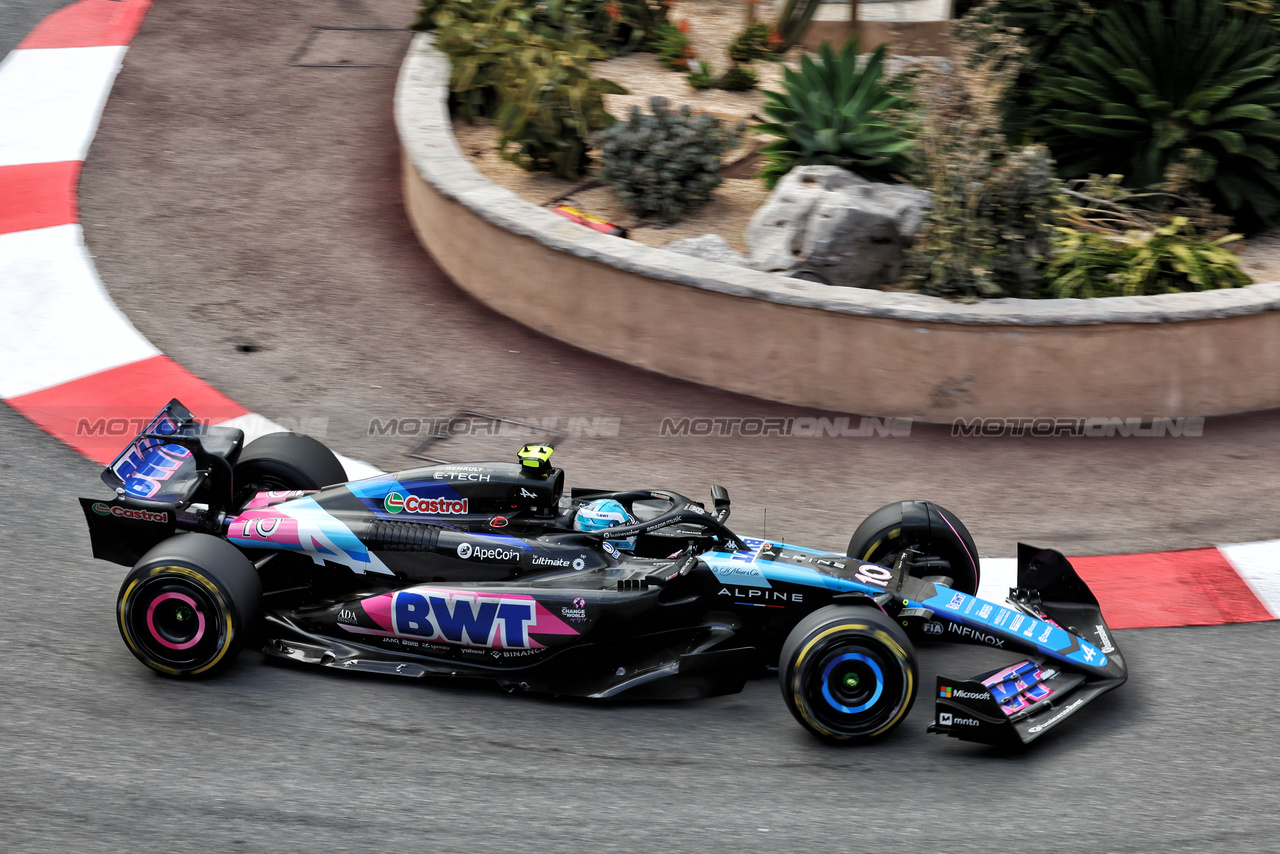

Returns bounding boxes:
[232,431,346,509]
[117,534,262,677]
[847,501,981,595]
[779,606,918,743]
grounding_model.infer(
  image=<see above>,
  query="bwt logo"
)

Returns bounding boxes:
[393,590,537,648]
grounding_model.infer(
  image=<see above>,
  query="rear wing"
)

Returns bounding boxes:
[80,400,246,565]
[101,399,202,503]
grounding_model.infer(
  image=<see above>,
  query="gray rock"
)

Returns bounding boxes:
[745,165,934,288]
[663,234,750,268]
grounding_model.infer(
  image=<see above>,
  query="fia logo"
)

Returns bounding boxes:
[923,621,944,636]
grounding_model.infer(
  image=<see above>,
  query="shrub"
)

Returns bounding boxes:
[1045,218,1251,297]
[562,0,672,55]
[727,23,775,62]
[1031,0,1280,230]
[496,39,626,180]
[686,61,716,89]
[717,63,758,91]
[654,20,695,70]
[908,14,1066,298]
[756,39,915,188]
[420,0,626,179]
[965,0,1107,138]
[594,96,744,222]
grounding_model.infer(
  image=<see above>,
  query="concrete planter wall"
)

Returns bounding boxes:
[396,34,1280,421]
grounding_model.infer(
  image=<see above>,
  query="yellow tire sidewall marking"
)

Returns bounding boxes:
[790,622,915,740]
[118,564,235,675]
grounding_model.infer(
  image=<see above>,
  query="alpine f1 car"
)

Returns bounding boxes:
[81,400,1127,746]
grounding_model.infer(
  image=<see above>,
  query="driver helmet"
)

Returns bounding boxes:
[573,498,637,551]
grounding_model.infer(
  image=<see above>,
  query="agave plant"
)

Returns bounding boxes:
[1033,0,1280,229]
[756,39,916,188]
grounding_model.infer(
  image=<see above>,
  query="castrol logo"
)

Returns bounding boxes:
[91,502,168,523]
[384,492,468,515]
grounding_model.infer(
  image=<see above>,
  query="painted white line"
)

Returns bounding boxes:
[215,413,383,482]
[0,224,159,398]
[977,557,1017,604]
[0,46,126,167]
[1218,541,1280,619]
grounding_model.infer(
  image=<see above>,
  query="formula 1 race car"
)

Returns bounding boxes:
[80,400,1127,746]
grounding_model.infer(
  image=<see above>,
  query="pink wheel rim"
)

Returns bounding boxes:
[145,592,207,650]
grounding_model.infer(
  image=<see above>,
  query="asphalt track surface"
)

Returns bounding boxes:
[3,0,1280,850]
[2,403,1275,854]
[0,0,73,56]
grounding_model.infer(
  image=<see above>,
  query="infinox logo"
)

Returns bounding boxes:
[384,492,468,515]
[92,502,167,523]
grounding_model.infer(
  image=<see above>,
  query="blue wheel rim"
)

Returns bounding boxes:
[821,653,883,714]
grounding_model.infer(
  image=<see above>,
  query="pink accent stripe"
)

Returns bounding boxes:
[0,162,80,234]
[18,0,152,49]
[145,591,206,650]
[5,355,250,464]
[1073,549,1276,629]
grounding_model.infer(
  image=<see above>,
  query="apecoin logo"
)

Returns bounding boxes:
[456,542,520,562]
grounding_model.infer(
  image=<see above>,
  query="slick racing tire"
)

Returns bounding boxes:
[232,431,346,509]
[846,501,981,595]
[779,605,918,743]
[117,534,262,678]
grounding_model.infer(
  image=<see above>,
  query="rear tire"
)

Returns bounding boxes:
[779,605,918,743]
[847,501,980,595]
[117,534,262,677]
[233,432,346,509]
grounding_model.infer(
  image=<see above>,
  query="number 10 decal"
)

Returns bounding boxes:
[855,564,892,586]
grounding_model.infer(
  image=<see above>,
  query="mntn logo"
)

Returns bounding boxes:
[393,590,536,648]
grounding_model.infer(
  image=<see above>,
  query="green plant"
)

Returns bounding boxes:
[561,0,672,55]
[756,39,915,188]
[425,0,597,121]
[594,96,744,222]
[420,0,626,179]
[773,0,823,51]
[717,63,758,91]
[1032,0,1280,230]
[908,14,1067,298]
[686,61,715,89]
[654,20,695,70]
[1045,217,1251,297]
[964,0,1108,138]
[496,38,626,180]
[727,23,776,62]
